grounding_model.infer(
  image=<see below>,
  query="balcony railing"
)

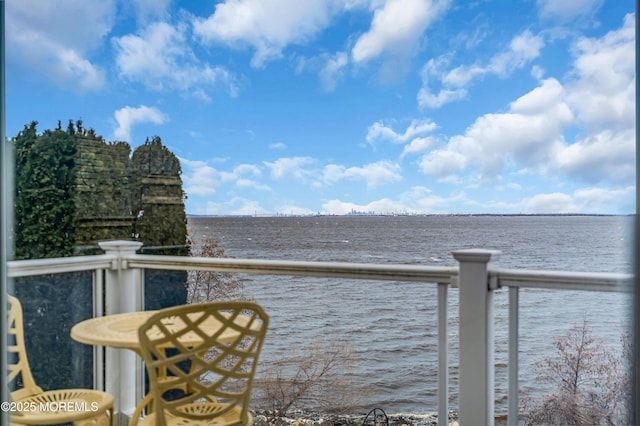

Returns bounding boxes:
[7,241,634,426]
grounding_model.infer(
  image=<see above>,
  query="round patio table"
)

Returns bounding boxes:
[71,310,248,352]
[70,308,256,422]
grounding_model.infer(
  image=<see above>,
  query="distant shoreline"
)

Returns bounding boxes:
[188,213,632,218]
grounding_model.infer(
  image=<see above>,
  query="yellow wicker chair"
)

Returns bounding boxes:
[130,301,269,426]
[7,295,114,426]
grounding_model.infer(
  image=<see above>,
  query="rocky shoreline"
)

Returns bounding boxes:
[252,410,460,426]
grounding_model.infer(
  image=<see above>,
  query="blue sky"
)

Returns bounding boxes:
[5,0,636,215]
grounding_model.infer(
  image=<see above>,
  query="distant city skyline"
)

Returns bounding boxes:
[5,0,635,215]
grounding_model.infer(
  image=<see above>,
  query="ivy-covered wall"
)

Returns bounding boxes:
[11,121,188,391]
[74,135,133,247]
[13,122,189,258]
[131,136,188,254]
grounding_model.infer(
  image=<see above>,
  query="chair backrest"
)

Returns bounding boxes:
[138,301,269,424]
[7,295,44,401]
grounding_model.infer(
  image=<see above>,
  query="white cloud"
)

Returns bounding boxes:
[234,164,263,177]
[523,192,579,214]
[276,205,317,216]
[417,87,467,109]
[554,14,635,184]
[182,160,269,199]
[419,149,467,178]
[113,105,167,142]
[555,129,635,184]
[400,137,438,158]
[531,65,546,80]
[565,14,635,133]
[419,18,635,188]
[180,159,220,197]
[321,161,402,189]
[129,0,171,24]
[420,78,573,180]
[352,185,636,215]
[497,182,522,192]
[319,52,349,92]
[193,0,339,67]
[264,157,317,180]
[6,0,114,90]
[573,186,635,212]
[269,142,287,150]
[322,198,401,215]
[366,119,437,144]
[440,63,484,88]
[537,0,604,22]
[521,186,633,214]
[192,0,449,83]
[487,30,545,77]
[418,30,544,108]
[57,50,107,91]
[417,56,468,108]
[344,0,388,10]
[321,187,471,214]
[399,187,471,212]
[217,164,261,182]
[206,198,268,216]
[236,179,271,190]
[220,164,271,191]
[351,0,450,63]
[113,22,238,98]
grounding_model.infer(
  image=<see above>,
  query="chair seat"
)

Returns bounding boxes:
[10,388,114,425]
[135,403,253,426]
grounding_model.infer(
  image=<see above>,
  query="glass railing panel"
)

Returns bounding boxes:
[141,267,447,415]
[11,271,95,391]
[509,287,631,425]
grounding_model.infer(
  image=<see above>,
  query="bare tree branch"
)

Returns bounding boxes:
[521,319,631,425]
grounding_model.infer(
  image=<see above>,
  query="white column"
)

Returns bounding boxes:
[98,240,143,426]
[453,249,500,426]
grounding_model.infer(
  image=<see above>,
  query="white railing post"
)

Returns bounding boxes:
[98,240,143,426]
[437,283,449,426]
[453,249,500,426]
[508,286,519,425]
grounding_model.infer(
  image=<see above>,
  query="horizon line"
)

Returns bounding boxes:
[187,212,633,218]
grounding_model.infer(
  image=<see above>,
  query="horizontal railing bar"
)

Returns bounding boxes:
[492,268,633,292]
[127,254,459,283]
[9,252,634,291]
[7,254,115,277]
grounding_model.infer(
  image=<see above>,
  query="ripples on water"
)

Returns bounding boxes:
[188,215,633,415]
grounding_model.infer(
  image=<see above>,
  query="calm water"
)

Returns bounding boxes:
[188,215,633,415]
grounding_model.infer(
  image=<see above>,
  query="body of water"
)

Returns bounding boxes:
[187,215,633,415]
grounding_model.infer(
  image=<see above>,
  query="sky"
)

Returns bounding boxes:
[4,0,636,216]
